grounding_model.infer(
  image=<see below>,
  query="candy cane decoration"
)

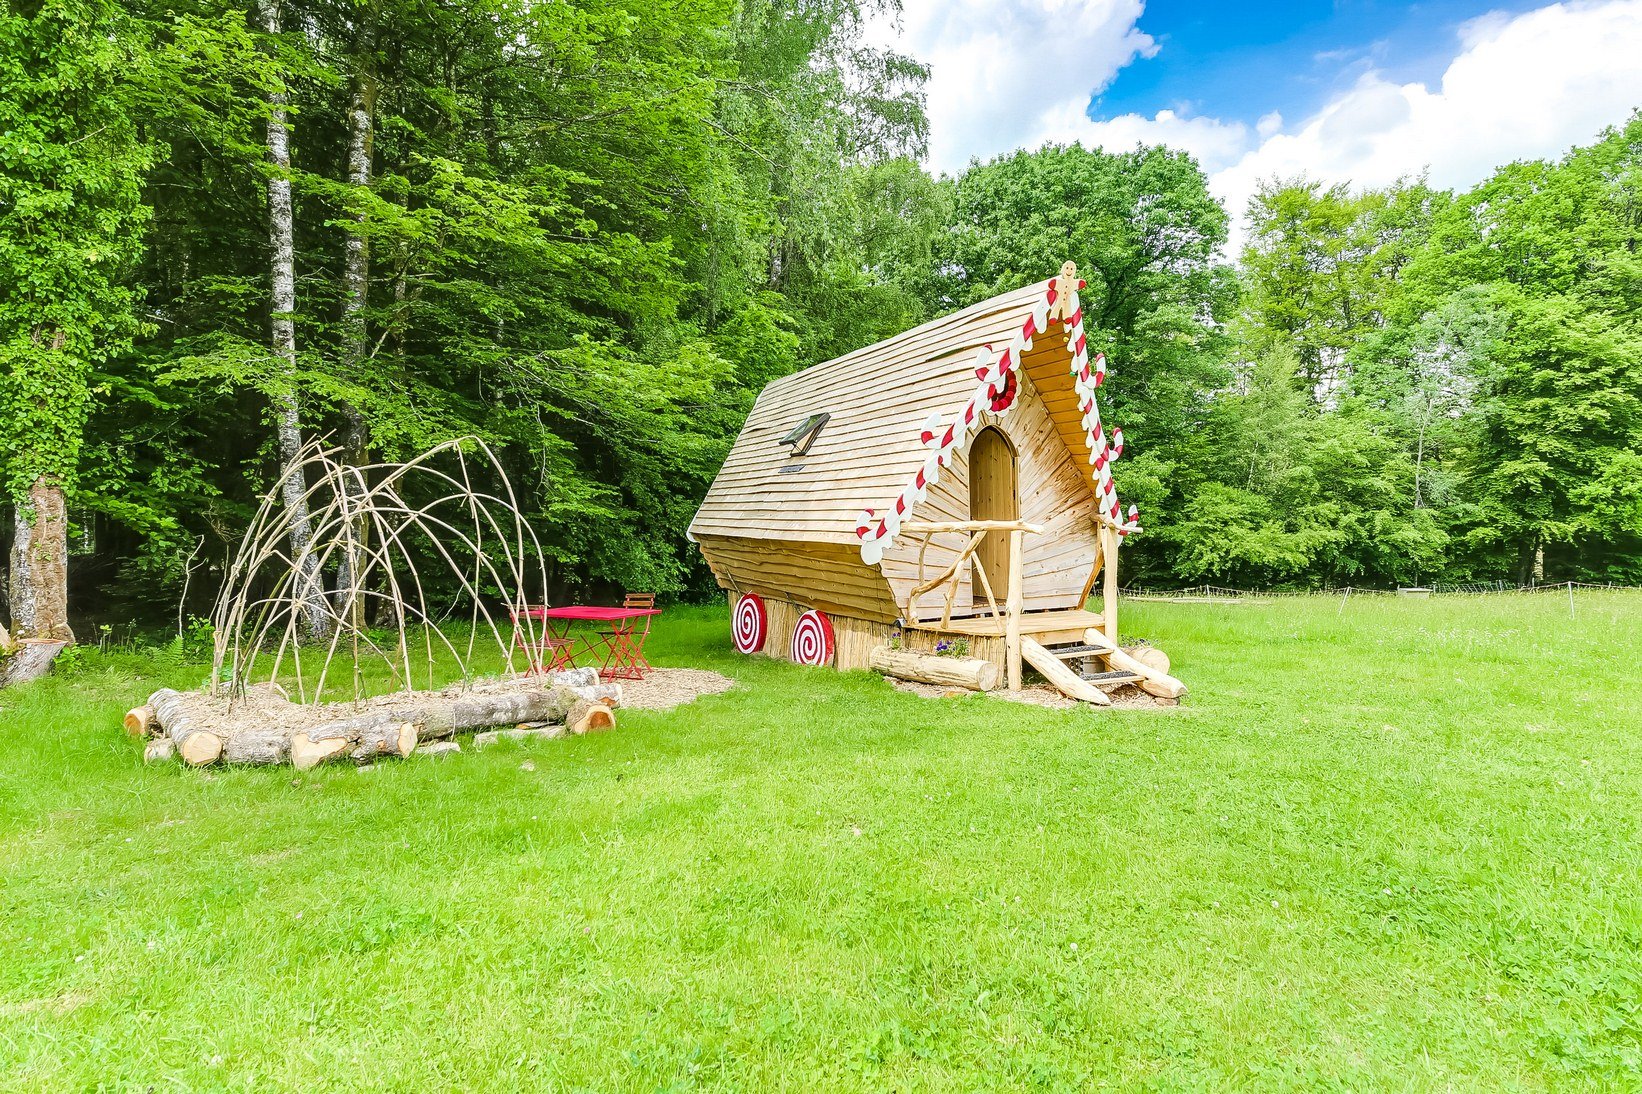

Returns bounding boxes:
[856,268,1139,565]
[1064,290,1141,536]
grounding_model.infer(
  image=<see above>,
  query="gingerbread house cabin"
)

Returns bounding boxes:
[688,266,1185,706]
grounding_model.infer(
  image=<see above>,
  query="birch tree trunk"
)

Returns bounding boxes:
[258,0,328,641]
[7,476,73,644]
[333,64,376,631]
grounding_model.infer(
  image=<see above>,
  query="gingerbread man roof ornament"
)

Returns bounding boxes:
[1046,260,1085,324]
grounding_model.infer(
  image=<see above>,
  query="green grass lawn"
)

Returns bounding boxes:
[2,593,1640,1090]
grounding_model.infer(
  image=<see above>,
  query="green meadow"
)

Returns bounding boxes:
[1,593,1638,1090]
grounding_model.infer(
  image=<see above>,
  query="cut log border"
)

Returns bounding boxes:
[138,676,618,768]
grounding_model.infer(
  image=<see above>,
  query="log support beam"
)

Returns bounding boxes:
[1005,529,1024,691]
[869,646,1000,691]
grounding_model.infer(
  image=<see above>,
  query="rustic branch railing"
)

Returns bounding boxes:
[899,519,1044,690]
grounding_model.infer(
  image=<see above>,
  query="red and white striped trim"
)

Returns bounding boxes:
[855,274,1140,566]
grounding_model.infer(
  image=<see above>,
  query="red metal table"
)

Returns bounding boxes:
[522,605,661,681]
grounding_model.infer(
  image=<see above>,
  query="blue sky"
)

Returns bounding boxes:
[1094,0,1546,131]
[867,0,1642,243]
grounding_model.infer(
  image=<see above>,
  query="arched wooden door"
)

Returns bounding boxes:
[968,426,1018,605]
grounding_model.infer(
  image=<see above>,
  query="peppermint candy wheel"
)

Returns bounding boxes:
[732,593,767,654]
[790,609,835,667]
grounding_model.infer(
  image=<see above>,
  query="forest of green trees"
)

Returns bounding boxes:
[3,0,1640,643]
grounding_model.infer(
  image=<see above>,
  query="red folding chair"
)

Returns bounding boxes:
[600,593,657,678]
[601,593,657,635]
[510,606,576,674]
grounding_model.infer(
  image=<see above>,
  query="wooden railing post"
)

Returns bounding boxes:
[1006,528,1024,691]
[1100,524,1120,646]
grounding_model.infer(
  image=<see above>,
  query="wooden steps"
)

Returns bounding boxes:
[1038,641,1142,694]
[1018,637,1110,706]
[1042,641,1112,658]
[1078,669,1144,690]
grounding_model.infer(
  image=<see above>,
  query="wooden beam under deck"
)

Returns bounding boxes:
[907,608,1104,648]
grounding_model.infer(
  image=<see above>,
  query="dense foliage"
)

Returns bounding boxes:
[1,0,1639,631]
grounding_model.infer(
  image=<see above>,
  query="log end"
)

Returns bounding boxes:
[124,705,157,737]
[1125,645,1171,674]
[177,732,224,767]
[290,732,351,771]
[1138,677,1187,700]
[568,701,616,735]
[143,737,178,764]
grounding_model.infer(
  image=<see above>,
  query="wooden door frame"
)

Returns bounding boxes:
[968,426,1019,605]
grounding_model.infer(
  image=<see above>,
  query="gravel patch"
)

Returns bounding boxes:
[616,667,737,711]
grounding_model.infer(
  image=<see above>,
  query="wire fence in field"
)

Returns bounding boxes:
[1122,580,1641,602]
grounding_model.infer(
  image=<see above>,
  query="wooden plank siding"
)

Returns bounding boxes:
[690,282,1060,544]
[695,534,901,622]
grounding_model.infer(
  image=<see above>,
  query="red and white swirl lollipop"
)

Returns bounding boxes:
[790,609,835,667]
[733,593,767,654]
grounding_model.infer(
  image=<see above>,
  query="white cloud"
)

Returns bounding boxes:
[864,0,1156,175]
[1032,104,1250,173]
[1210,0,1642,245]
[873,0,1642,251]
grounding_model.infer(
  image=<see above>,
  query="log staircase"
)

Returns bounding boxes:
[1042,642,1146,689]
[1020,633,1184,705]
[894,518,1186,706]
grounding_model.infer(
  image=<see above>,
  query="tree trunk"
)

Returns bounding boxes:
[7,476,73,643]
[333,63,376,630]
[1413,400,1429,509]
[333,410,370,631]
[474,725,565,747]
[258,0,328,641]
[0,640,68,687]
[289,719,415,770]
[224,726,293,765]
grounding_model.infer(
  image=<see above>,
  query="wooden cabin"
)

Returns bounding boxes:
[689,266,1185,705]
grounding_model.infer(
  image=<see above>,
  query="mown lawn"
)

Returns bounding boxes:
[1,593,1639,1090]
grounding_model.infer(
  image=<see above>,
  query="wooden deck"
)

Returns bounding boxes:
[911,608,1103,647]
